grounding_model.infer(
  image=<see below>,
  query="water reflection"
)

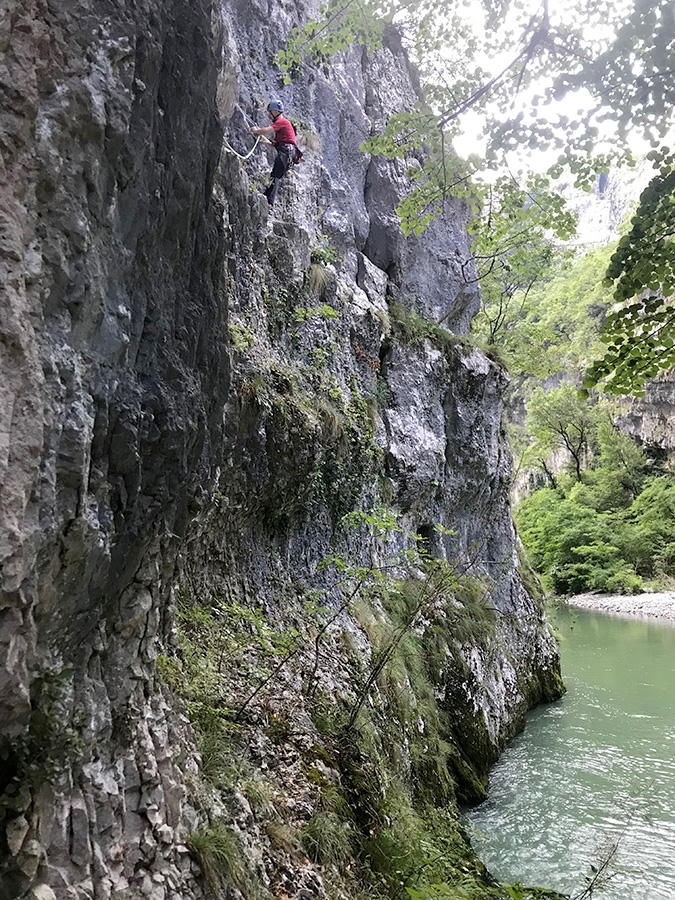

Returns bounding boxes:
[463,607,675,900]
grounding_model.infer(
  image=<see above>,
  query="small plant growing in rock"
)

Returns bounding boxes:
[197,727,247,789]
[293,303,340,324]
[301,810,353,869]
[264,822,303,856]
[310,244,340,267]
[186,822,251,897]
[229,322,255,352]
[243,777,278,823]
[309,262,332,297]
[155,653,184,692]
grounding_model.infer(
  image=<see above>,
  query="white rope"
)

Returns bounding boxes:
[222,105,276,160]
[222,134,261,160]
[236,103,257,126]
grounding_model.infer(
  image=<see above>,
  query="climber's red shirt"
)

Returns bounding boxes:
[271,115,296,146]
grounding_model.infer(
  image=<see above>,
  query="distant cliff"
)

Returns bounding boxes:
[0,2,563,898]
[616,379,675,464]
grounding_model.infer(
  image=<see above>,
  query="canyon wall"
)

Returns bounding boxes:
[0,1,562,898]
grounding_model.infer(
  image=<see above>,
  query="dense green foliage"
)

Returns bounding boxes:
[472,243,613,379]
[516,420,675,595]
[584,150,675,394]
[472,213,675,598]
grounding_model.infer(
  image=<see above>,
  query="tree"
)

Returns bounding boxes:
[583,150,675,394]
[473,241,617,390]
[594,418,647,502]
[526,384,601,481]
[467,172,572,341]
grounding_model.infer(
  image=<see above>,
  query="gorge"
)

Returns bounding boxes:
[1,1,575,898]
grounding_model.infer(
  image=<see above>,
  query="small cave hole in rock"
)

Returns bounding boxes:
[379,337,392,370]
[417,523,435,557]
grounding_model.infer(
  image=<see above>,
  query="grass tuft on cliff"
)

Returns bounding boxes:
[186,822,252,897]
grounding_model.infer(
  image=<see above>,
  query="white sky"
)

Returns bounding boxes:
[447,0,653,174]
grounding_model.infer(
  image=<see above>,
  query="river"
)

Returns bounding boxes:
[464,606,675,899]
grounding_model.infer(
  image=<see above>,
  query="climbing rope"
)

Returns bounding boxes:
[222,134,261,160]
[235,103,256,127]
[222,104,273,160]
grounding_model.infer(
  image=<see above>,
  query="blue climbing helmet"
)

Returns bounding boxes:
[267,100,283,113]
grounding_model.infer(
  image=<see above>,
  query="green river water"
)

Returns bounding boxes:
[464,606,675,899]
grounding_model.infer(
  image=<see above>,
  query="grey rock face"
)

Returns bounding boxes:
[2,0,225,895]
[615,377,675,463]
[0,0,561,896]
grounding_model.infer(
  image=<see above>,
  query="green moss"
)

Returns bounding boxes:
[389,302,474,361]
[535,666,567,705]
[155,653,184,692]
[236,363,382,529]
[305,742,340,769]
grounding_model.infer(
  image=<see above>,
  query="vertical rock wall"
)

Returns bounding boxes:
[0,1,562,898]
[1,0,227,896]
[615,378,675,464]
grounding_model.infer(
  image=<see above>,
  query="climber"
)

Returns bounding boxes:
[249,100,299,210]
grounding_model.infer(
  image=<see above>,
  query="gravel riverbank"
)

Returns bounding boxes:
[564,591,675,622]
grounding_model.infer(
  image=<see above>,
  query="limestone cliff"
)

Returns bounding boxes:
[0,2,563,899]
[615,378,675,465]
